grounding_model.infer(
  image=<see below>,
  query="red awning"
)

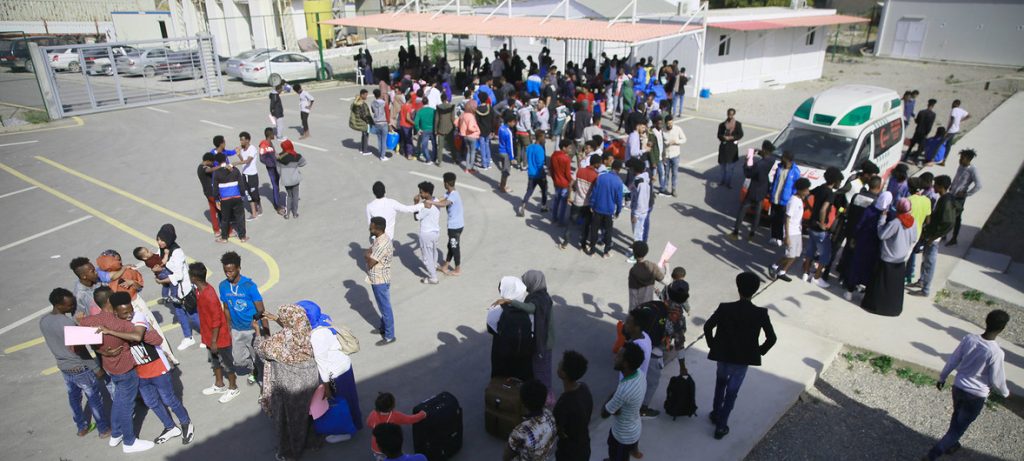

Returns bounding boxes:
[711,14,868,31]
[322,12,702,45]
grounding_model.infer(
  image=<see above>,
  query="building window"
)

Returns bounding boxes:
[718,34,731,56]
[805,27,816,46]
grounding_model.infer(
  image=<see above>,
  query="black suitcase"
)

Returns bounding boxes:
[412,392,463,460]
[454,71,468,93]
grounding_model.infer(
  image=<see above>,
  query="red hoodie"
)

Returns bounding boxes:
[551,150,573,189]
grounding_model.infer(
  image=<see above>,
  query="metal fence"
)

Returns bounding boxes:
[36,35,224,118]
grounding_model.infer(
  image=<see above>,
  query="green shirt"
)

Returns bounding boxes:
[414,106,436,132]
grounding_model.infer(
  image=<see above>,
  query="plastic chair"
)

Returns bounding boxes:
[355,67,365,85]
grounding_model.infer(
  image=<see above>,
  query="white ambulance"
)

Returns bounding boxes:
[773,84,904,187]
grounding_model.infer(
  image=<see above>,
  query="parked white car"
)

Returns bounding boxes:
[240,51,332,86]
[225,48,277,79]
[86,45,140,76]
[47,47,83,72]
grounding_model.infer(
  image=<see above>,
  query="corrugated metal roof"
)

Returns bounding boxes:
[711,14,868,31]
[321,12,702,45]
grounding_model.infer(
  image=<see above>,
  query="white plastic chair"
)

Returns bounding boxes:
[356,67,365,85]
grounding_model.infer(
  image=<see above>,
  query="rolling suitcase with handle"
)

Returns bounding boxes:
[412,392,463,461]
[484,377,524,439]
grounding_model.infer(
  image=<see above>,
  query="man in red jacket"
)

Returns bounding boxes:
[550,138,574,225]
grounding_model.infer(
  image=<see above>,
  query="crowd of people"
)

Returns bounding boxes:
[36,47,1010,461]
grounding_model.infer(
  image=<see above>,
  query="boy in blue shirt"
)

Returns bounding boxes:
[588,160,625,258]
[496,113,516,194]
[218,251,266,386]
[517,130,549,217]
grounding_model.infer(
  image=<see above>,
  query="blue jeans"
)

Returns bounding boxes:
[653,161,665,192]
[110,369,140,445]
[712,362,748,430]
[719,161,736,185]
[266,166,282,210]
[463,136,479,170]
[419,130,436,162]
[477,138,492,168]
[173,303,200,339]
[371,124,388,158]
[673,93,685,116]
[63,368,110,433]
[661,157,679,193]
[920,240,939,295]
[399,126,414,158]
[552,187,569,224]
[139,373,191,429]
[371,283,394,340]
[905,249,918,281]
[928,386,986,460]
[804,230,832,266]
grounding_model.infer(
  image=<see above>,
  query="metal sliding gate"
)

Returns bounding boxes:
[38,35,224,117]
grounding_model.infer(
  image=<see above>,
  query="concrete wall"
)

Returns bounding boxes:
[876,0,1024,67]
[0,20,113,35]
[0,0,154,22]
[111,12,172,42]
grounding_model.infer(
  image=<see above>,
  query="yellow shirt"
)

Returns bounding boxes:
[909,194,932,239]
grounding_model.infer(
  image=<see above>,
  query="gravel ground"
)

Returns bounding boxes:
[746,349,1024,461]
[935,286,1024,347]
[696,56,1017,130]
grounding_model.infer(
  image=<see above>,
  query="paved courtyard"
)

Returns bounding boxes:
[0,73,1019,460]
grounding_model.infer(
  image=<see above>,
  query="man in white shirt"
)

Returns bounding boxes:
[769,178,811,282]
[943,99,970,159]
[365,181,420,243]
[927,309,1010,460]
[413,181,442,284]
[661,116,686,197]
[426,82,442,109]
[296,84,315,139]
[235,131,262,219]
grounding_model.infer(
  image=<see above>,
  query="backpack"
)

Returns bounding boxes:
[663,374,698,419]
[803,193,837,230]
[495,306,535,359]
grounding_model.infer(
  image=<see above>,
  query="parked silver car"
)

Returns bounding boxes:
[115,47,172,77]
[225,48,277,79]
[86,45,140,76]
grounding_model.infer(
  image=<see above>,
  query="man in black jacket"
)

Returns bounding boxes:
[906,98,937,160]
[704,272,776,440]
[729,141,776,240]
[269,83,286,140]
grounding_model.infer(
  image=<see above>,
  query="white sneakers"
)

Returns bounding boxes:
[154,426,181,444]
[122,439,155,453]
[176,337,196,351]
[771,238,783,247]
[325,434,352,444]
[201,385,226,396]
[109,435,123,447]
[218,388,241,404]
[813,277,831,289]
[843,290,854,301]
[801,273,811,282]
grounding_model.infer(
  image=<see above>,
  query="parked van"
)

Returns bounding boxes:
[774,84,904,187]
[0,36,73,72]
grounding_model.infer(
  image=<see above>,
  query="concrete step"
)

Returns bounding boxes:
[965,248,1012,273]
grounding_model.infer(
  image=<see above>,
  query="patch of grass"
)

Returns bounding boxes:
[896,367,936,387]
[985,394,1005,411]
[21,109,49,124]
[935,289,952,301]
[870,355,894,375]
[962,289,985,302]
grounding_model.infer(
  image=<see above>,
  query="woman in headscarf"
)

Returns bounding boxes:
[275,140,307,219]
[253,304,321,461]
[843,191,891,302]
[157,224,198,351]
[487,276,534,381]
[296,300,362,444]
[514,271,555,402]
[862,197,917,317]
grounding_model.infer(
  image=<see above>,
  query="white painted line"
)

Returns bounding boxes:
[339,97,354,101]
[408,171,486,192]
[200,119,234,129]
[0,140,39,148]
[0,305,50,337]
[146,106,170,114]
[682,131,779,168]
[0,215,92,252]
[291,141,328,152]
[0,186,37,200]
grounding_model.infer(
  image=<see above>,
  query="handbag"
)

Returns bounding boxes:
[335,326,360,355]
[313,397,356,435]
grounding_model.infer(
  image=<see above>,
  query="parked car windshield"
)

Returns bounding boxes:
[237,49,271,60]
[773,125,857,170]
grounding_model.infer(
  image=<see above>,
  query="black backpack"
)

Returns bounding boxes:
[663,374,698,419]
[495,306,535,359]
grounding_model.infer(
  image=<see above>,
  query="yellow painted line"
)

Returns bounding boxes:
[35,155,280,295]
[5,297,169,354]
[0,116,84,137]
[39,323,183,375]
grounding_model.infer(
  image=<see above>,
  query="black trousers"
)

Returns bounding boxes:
[770,204,786,241]
[589,212,615,255]
[952,197,966,241]
[219,199,246,239]
[243,174,261,207]
[300,111,310,133]
[562,205,593,247]
[360,131,369,153]
[446,227,463,267]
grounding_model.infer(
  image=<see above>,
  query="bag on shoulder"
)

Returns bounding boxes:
[335,326,360,355]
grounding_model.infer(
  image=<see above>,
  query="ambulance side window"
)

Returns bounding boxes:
[872,118,903,158]
[853,136,872,167]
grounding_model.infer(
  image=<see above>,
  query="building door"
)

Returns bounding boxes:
[892,18,926,58]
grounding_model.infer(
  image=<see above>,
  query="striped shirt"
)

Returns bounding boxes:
[367,235,393,285]
[605,370,645,445]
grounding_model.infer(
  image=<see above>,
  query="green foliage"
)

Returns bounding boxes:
[22,109,49,124]
[935,289,952,301]
[427,37,446,60]
[896,367,936,387]
[985,393,1005,411]
[869,355,893,374]
[962,289,985,302]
